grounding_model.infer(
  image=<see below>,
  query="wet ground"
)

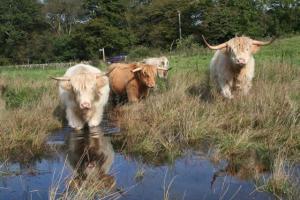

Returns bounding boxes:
[0,120,277,200]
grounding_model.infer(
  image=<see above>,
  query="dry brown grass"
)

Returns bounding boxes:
[117,60,299,154]
[0,51,298,198]
[50,173,118,200]
[114,59,299,198]
[0,77,61,162]
[116,72,203,157]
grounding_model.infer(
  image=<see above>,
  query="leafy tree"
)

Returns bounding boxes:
[0,0,48,64]
[0,0,299,64]
[265,0,300,35]
[69,0,134,60]
[43,0,85,35]
[127,0,201,48]
[199,0,269,43]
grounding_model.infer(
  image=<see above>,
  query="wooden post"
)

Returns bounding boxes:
[99,48,106,62]
[177,10,182,40]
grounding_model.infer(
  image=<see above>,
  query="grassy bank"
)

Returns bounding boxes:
[0,69,63,162]
[0,36,299,198]
[114,36,300,198]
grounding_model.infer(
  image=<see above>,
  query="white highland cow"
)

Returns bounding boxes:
[202,35,275,99]
[142,56,170,78]
[52,64,110,130]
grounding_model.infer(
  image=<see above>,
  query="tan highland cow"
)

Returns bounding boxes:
[108,62,168,103]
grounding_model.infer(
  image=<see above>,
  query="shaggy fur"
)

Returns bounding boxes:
[142,56,169,78]
[108,63,158,103]
[209,36,262,99]
[57,64,110,129]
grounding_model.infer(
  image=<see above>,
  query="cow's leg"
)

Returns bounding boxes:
[238,61,254,96]
[219,79,234,99]
[240,80,252,95]
[66,108,84,130]
[110,90,118,106]
[142,88,150,99]
[88,107,103,127]
[126,85,139,103]
[236,75,252,96]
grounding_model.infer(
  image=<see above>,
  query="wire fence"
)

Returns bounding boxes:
[0,61,91,69]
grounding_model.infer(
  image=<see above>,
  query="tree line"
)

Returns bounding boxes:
[0,0,299,65]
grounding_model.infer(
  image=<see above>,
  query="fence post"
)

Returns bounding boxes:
[99,48,106,62]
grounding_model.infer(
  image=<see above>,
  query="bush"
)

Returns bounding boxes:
[0,57,11,66]
[127,46,161,60]
[3,86,46,109]
[174,36,204,56]
[176,35,200,50]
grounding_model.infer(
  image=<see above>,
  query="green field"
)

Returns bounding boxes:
[0,36,299,199]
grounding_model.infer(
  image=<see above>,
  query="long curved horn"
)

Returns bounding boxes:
[202,35,227,50]
[132,67,142,73]
[51,76,70,81]
[252,37,276,46]
[157,67,168,71]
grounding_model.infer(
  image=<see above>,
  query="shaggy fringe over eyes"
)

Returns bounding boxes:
[229,37,251,51]
[141,65,157,77]
[71,74,96,92]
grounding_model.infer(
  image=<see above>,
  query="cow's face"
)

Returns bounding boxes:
[161,57,169,69]
[71,75,107,110]
[227,37,254,67]
[202,35,275,67]
[158,57,169,78]
[54,74,107,110]
[133,64,158,88]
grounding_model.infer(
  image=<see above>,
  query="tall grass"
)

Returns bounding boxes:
[49,157,118,200]
[0,77,61,162]
[116,58,299,198]
[0,36,299,198]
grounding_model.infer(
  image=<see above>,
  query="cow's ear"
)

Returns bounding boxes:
[96,76,107,93]
[59,81,72,91]
[251,45,261,54]
[221,47,229,54]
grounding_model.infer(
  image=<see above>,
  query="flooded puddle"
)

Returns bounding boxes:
[0,122,277,200]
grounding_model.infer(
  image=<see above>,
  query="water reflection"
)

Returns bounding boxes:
[64,129,116,194]
[0,126,281,200]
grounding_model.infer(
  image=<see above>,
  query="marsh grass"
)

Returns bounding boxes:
[0,36,299,198]
[50,174,118,200]
[265,154,294,198]
[49,158,119,200]
[116,58,299,198]
[163,171,177,200]
[134,164,145,182]
[0,77,61,162]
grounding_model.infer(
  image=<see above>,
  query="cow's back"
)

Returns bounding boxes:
[108,63,135,95]
[64,64,101,77]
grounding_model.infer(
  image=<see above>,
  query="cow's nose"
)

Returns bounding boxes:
[148,83,155,88]
[237,58,246,65]
[80,102,91,109]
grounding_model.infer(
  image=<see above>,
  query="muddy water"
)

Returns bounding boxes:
[0,122,276,200]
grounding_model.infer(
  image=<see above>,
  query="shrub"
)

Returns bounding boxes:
[3,86,46,109]
[127,46,161,60]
